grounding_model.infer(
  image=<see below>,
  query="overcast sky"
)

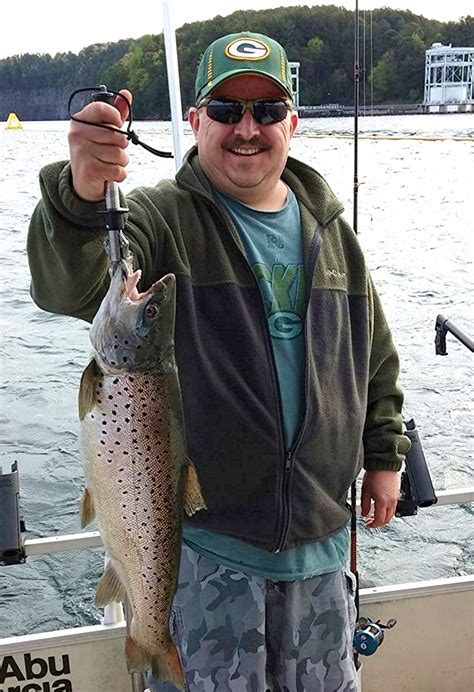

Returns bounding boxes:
[1,1,471,60]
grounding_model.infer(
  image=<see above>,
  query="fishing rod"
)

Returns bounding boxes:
[350,2,439,662]
[353,0,361,234]
[162,0,186,170]
[350,0,361,662]
[350,4,400,660]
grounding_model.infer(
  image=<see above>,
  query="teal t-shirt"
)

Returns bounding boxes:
[220,186,306,449]
[183,186,349,580]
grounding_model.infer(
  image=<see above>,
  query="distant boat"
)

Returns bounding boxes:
[5,112,23,130]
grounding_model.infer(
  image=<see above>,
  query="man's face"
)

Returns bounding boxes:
[188,74,298,209]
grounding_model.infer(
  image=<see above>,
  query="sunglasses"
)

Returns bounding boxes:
[196,97,293,125]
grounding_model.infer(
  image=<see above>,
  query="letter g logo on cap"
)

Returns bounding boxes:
[225,38,270,61]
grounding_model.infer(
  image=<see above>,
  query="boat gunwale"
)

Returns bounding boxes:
[0,575,472,653]
[20,487,474,556]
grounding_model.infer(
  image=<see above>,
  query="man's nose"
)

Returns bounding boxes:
[233,108,260,137]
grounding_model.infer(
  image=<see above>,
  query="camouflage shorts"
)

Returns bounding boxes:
[146,543,358,691]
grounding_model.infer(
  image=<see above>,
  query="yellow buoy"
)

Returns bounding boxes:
[5,112,23,130]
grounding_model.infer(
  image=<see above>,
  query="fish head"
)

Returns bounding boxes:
[90,268,176,373]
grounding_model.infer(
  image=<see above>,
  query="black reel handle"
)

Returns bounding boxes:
[91,85,116,107]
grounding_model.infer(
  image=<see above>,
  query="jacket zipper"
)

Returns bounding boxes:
[273,450,293,553]
[273,341,307,552]
[273,220,329,553]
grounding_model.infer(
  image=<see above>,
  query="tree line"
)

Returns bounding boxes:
[0,5,472,120]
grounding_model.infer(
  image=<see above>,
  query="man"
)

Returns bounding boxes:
[28,32,409,691]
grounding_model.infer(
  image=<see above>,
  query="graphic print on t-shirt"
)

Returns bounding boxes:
[253,262,306,339]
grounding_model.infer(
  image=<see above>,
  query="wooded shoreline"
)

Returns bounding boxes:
[1,5,472,121]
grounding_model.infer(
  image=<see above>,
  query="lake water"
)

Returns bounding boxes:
[0,114,473,637]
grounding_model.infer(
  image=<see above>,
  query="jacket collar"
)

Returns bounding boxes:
[176,145,344,227]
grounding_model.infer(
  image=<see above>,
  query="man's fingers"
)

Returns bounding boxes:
[365,499,397,528]
[72,100,123,129]
[93,143,130,168]
[114,89,132,124]
[364,509,386,528]
[70,124,129,149]
[360,490,371,517]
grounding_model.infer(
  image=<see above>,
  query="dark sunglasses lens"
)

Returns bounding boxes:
[206,100,243,124]
[253,101,289,124]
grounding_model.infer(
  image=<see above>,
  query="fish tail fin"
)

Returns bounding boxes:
[95,559,127,606]
[151,642,185,691]
[184,459,207,516]
[78,358,102,420]
[80,487,95,528]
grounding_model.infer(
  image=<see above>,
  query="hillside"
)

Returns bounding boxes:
[0,6,472,120]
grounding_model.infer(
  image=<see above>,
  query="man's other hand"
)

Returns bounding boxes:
[361,469,400,528]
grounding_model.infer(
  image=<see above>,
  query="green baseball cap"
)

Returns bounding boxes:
[195,32,294,103]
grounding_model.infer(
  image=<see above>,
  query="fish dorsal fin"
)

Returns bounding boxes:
[183,459,207,516]
[95,559,127,607]
[78,358,103,420]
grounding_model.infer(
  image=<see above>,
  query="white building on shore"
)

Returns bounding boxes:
[423,43,473,113]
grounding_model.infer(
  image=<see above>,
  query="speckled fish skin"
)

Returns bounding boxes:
[79,266,205,689]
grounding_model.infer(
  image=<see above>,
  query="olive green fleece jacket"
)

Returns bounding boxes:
[27,146,410,552]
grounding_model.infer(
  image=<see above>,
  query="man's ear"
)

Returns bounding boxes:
[289,110,298,138]
[188,107,200,139]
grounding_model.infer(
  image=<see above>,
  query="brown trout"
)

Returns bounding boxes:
[78,266,206,689]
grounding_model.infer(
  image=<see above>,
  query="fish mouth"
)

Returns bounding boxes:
[123,271,175,304]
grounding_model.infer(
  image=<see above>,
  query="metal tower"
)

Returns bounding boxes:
[290,61,300,108]
[424,43,473,113]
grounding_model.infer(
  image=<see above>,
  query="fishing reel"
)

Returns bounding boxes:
[353,616,396,656]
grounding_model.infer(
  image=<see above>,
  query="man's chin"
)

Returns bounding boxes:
[225,175,265,192]
[226,157,267,183]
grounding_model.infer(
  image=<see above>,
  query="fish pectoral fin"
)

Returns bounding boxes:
[151,642,185,690]
[183,459,207,516]
[80,487,96,528]
[95,560,127,606]
[125,635,150,673]
[78,358,103,420]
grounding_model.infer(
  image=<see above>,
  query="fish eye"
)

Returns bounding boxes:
[145,303,159,318]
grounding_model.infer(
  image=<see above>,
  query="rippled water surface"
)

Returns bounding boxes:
[1,115,473,637]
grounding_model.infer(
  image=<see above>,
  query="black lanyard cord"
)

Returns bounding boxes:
[68,86,173,159]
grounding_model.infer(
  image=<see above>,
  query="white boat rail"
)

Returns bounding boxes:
[21,486,474,556]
